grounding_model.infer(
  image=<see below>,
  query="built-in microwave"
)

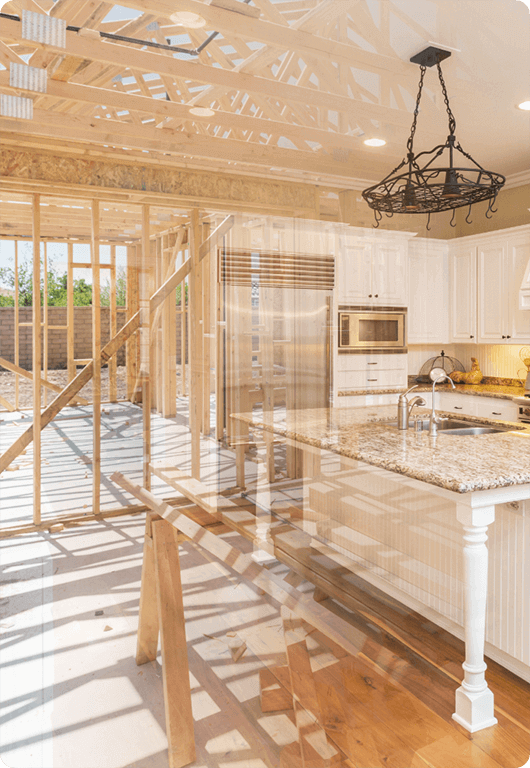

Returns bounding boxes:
[338,307,407,352]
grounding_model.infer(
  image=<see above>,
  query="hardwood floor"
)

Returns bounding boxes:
[189,496,530,768]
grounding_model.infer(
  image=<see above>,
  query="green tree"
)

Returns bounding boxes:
[0,252,93,306]
[101,267,126,306]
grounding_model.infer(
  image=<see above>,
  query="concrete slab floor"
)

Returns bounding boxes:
[0,400,243,528]
[0,514,297,768]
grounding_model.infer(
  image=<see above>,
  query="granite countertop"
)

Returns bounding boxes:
[233,405,530,494]
[338,377,525,400]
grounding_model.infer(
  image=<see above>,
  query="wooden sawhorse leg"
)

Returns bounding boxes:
[136,513,196,768]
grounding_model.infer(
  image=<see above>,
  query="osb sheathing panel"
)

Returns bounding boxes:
[0,149,316,213]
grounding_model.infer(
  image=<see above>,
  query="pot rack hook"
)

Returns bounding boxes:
[426,212,432,231]
[449,208,457,228]
[465,205,473,224]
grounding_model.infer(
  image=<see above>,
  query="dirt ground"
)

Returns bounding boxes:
[0,366,129,410]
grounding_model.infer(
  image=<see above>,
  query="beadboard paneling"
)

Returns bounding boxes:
[309,458,530,673]
[409,342,528,382]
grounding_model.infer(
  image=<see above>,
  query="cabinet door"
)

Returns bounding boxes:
[478,242,507,343]
[372,242,407,305]
[450,246,477,342]
[508,238,530,342]
[408,241,449,344]
[337,241,372,304]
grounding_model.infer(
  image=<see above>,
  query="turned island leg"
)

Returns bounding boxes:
[453,503,497,733]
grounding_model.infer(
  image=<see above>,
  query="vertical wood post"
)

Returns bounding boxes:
[91,200,101,514]
[152,519,196,768]
[126,244,139,401]
[141,205,152,490]
[453,503,498,732]
[67,241,75,383]
[32,194,41,525]
[136,512,161,665]
[14,240,19,410]
[109,244,117,402]
[180,279,186,397]
[42,242,49,407]
[201,221,211,435]
[162,234,177,417]
[189,209,202,480]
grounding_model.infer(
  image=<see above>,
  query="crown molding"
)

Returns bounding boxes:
[504,169,530,189]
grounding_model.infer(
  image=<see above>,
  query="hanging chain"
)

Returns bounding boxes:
[436,61,456,135]
[406,64,426,154]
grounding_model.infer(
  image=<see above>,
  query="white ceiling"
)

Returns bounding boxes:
[380,0,530,181]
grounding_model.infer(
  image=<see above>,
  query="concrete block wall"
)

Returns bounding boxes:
[0,307,127,370]
[0,306,188,370]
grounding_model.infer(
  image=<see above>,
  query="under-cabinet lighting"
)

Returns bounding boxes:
[363,138,386,147]
[189,106,215,117]
[170,11,206,28]
[518,101,530,110]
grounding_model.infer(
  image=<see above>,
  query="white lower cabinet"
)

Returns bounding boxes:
[437,392,518,422]
[335,354,407,392]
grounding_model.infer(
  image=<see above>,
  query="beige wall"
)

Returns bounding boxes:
[332,183,530,240]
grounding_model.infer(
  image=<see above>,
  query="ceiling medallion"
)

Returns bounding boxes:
[361,47,506,229]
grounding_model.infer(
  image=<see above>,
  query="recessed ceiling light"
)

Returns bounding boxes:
[363,138,386,147]
[189,106,215,117]
[170,11,206,28]
[518,100,530,111]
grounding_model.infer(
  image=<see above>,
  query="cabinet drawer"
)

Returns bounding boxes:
[337,354,407,372]
[437,392,518,422]
[336,369,407,390]
[474,398,518,422]
[437,392,476,415]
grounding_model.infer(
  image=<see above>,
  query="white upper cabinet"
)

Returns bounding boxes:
[372,242,407,306]
[450,244,477,342]
[337,231,409,307]
[458,226,530,344]
[507,236,530,342]
[408,238,449,344]
[337,241,373,304]
[478,241,507,342]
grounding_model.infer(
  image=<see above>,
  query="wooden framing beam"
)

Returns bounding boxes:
[0,17,441,133]
[32,193,41,525]
[91,200,101,514]
[0,314,140,475]
[0,71,405,158]
[111,472,366,659]
[0,108,387,180]
[0,356,88,405]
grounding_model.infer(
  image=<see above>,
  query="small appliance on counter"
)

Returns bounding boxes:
[415,350,465,384]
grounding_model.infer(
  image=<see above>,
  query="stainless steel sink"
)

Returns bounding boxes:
[442,425,508,435]
[386,418,515,434]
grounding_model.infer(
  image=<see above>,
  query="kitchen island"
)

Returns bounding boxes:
[233,404,530,734]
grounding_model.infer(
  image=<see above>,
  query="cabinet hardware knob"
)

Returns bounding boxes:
[368,294,372,298]
[375,294,378,298]
[502,335,506,339]
[470,335,474,339]
[367,378,377,381]
[367,362,378,365]
[507,335,511,339]
[492,412,501,415]
[454,406,463,410]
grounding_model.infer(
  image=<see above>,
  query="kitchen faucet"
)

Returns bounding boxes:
[397,385,426,430]
[429,373,456,436]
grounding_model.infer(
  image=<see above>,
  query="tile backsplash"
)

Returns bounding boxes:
[409,344,528,383]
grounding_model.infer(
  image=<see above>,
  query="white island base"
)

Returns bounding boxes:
[303,461,530,735]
